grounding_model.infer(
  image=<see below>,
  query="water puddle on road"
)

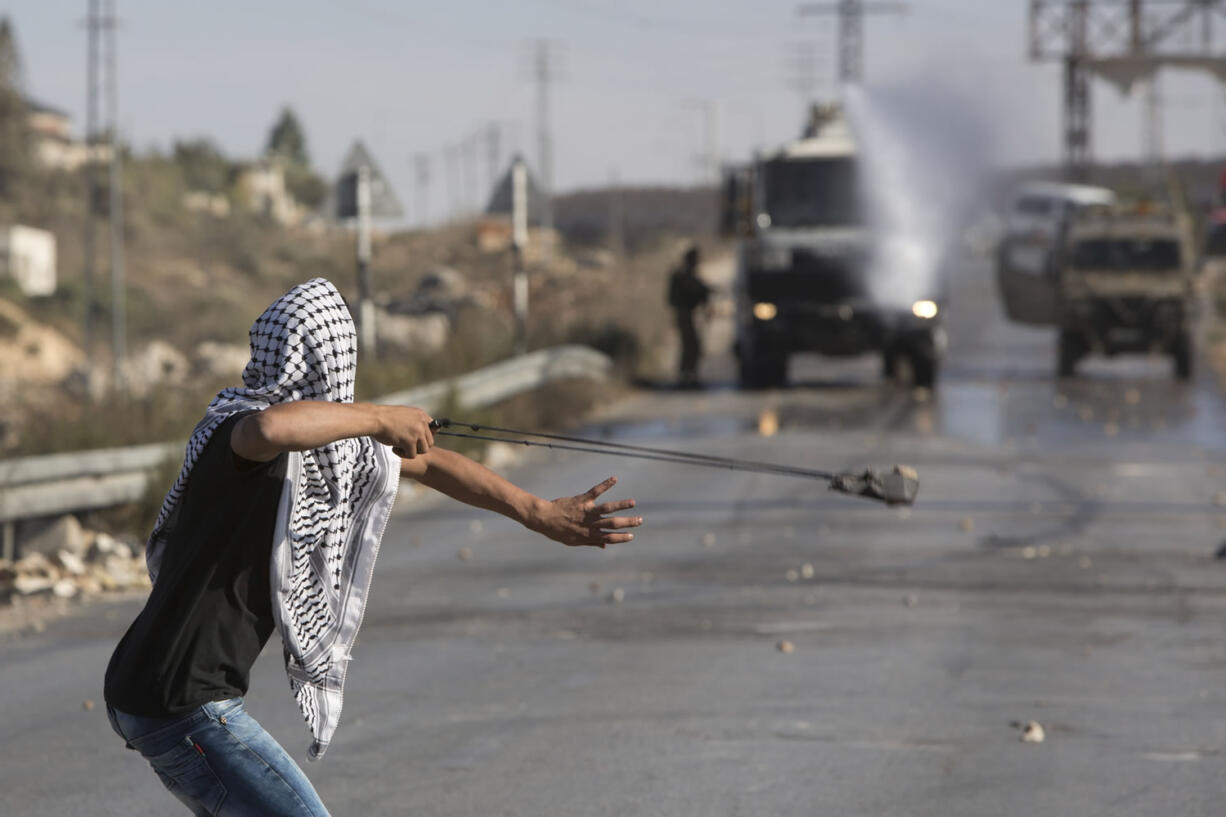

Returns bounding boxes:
[927,364,1226,453]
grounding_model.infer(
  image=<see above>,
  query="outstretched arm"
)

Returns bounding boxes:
[401,447,641,549]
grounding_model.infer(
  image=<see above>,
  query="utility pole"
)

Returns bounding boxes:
[335,141,401,358]
[1029,0,1226,182]
[608,166,624,259]
[485,122,501,207]
[82,0,104,395]
[413,153,430,227]
[796,1,907,84]
[445,144,460,222]
[683,99,721,186]
[461,133,478,216]
[106,0,126,395]
[356,164,375,354]
[510,156,529,354]
[532,40,557,267]
[1142,72,1163,165]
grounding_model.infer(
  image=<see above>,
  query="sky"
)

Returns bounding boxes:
[10,1,1226,226]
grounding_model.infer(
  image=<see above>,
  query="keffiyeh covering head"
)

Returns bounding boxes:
[146,278,399,760]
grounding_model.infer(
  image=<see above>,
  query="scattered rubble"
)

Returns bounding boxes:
[20,515,90,559]
[124,340,191,398]
[193,341,251,379]
[376,311,450,354]
[0,298,84,387]
[1018,720,1046,743]
[0,515,151,618]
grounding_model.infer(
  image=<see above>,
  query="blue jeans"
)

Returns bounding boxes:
[107,697,330,816]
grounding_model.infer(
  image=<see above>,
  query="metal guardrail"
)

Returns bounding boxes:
[0,345,612,557]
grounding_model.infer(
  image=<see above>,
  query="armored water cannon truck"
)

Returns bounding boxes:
[721,104,946,389]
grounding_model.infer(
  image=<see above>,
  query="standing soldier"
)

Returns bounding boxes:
[667,244,712,388]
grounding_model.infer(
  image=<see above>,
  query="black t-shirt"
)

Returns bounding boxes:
[104,413,287,717]
[668,269,711,313]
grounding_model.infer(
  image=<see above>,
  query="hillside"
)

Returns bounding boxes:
[0,153,720,457]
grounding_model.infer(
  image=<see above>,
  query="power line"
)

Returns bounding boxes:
[529,0,796,38]
[796,1,908,84]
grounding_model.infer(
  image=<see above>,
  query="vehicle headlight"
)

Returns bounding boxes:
[911,300,939,320]
[753,302,778,321]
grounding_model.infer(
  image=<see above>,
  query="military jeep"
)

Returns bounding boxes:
[1055,216,1195,380]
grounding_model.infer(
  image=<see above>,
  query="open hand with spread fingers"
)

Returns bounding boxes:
[531,476,642,549]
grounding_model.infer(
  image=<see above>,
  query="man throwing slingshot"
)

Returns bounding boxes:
[103,278,642,815]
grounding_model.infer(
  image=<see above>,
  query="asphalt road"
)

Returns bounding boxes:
[6,252,1226,816]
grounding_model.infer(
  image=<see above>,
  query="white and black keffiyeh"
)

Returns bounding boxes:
[146,277,399,760]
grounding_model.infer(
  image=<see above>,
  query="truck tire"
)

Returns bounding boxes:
[1057,331,1079,378]
[739,351,787,389]
[882,348,899,380]
[908,347,938,389]
[1173,332,1193,381]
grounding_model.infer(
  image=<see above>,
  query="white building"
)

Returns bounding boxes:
[0,226,57,296]
[233,159,301,226]
[27,98,110,172]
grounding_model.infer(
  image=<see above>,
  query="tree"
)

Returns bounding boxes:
[0,17,29,197]
[265,107,309,167]
[172,138,230,193]
[284,165,327,209]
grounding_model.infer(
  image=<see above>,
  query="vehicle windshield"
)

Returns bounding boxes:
[1071,238,1181,271]
[1014,195,1055,217]
[761,157,859,228]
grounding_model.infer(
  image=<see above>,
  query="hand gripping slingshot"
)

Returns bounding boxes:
[428,419,919,506]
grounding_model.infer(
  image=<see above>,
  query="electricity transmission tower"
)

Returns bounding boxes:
[796,0,907,83]
[531,40,559,265]
[413,153,430,227]
[1028,0,1226,181]
[82,0,125,394]
[684,98,721,186]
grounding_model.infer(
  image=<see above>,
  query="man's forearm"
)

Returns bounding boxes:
[403,447,546,530]
[232,401,387,461]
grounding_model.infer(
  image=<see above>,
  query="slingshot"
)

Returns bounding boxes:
[428,419,919,506]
